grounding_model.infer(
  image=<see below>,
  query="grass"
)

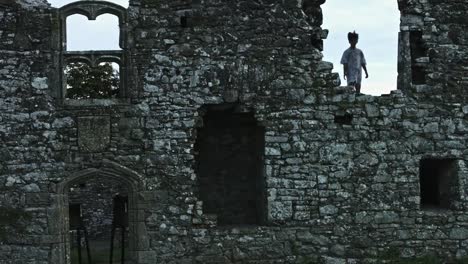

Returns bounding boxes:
[70,240,128,264]
[378,247,468,264]
[291,245,468,264]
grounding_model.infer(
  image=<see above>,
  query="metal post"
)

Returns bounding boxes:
[121,227,125,264]
[83,228,92,264]
[77,230,82,264]
[109,224,115,264]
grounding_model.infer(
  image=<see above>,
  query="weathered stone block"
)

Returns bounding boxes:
[269,201,293,221]
[77,116,111,152]
[450,228,468,240]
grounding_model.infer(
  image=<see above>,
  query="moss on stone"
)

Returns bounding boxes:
[0,206,32,240]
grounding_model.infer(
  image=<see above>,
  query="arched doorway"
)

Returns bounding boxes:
[52,160,146,264]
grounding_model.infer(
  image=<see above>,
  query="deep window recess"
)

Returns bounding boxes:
[195,105,266,226]
[171,0,202,28]
[334,112,353,125]
[419,158,458,209]
[410,31,427,85]
[59,1,128,99]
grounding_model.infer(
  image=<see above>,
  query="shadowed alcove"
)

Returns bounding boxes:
[195,104,266,226]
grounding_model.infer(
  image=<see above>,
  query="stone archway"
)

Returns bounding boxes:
[51,160,148,264]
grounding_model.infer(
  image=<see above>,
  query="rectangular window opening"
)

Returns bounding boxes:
[419,158,458,210]
[411,65,426,85]
[195,106,266,226]
[410,31,427,85]
[334,113,353,125]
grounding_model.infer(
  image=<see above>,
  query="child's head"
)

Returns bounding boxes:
[348,31,359,47]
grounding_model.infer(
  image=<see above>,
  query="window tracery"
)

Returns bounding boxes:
[58,1,129,99]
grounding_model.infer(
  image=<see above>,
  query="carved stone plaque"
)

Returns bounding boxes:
[78,116,111,152]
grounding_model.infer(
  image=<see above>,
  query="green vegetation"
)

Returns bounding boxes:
[70,242,127,264]
[386,255,441,264]
[297,256,323,264]
[377,247,468,264]
[291,246,468,264]
[291,241,323,264]
[66,62,119,99]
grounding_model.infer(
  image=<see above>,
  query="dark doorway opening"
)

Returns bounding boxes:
[68,178,129,264]
[195,105,266,226]
[419,158,457,209]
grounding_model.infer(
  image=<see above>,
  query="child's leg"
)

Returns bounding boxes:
[355,83,361,94]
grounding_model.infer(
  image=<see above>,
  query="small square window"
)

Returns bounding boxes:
[334,113,353,125]
[419,158,458,209]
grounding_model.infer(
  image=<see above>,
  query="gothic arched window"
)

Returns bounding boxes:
[58,1,129,100]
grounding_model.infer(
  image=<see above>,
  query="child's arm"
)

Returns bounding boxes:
[361,51,368,78]
[340,50,348,80]
[343,64,348,80]
[362,64,368,78]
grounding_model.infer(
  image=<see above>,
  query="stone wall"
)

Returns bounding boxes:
[1,0,468,263]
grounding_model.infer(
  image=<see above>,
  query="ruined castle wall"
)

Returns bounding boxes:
[1,0,468,263]
[398,0,468,103]
[0,2,60,263]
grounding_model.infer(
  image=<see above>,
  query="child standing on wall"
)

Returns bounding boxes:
[341,31,369,94]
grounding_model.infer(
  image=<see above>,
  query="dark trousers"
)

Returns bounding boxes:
[349,82,361,94]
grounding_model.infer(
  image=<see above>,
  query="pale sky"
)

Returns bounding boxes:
[322,0,400,95]
[51,0,400,96]
[49,0,127,51]
[48,0,128,7]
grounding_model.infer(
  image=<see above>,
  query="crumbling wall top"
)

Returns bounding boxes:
[9,0,49,9]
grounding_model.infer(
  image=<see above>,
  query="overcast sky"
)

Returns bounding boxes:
[49,0,128,7]
[322,0,400,95]
[51,0,399,95]
[49,0,127,50]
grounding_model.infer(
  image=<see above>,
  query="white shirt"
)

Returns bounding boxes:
[340,47,367,85]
